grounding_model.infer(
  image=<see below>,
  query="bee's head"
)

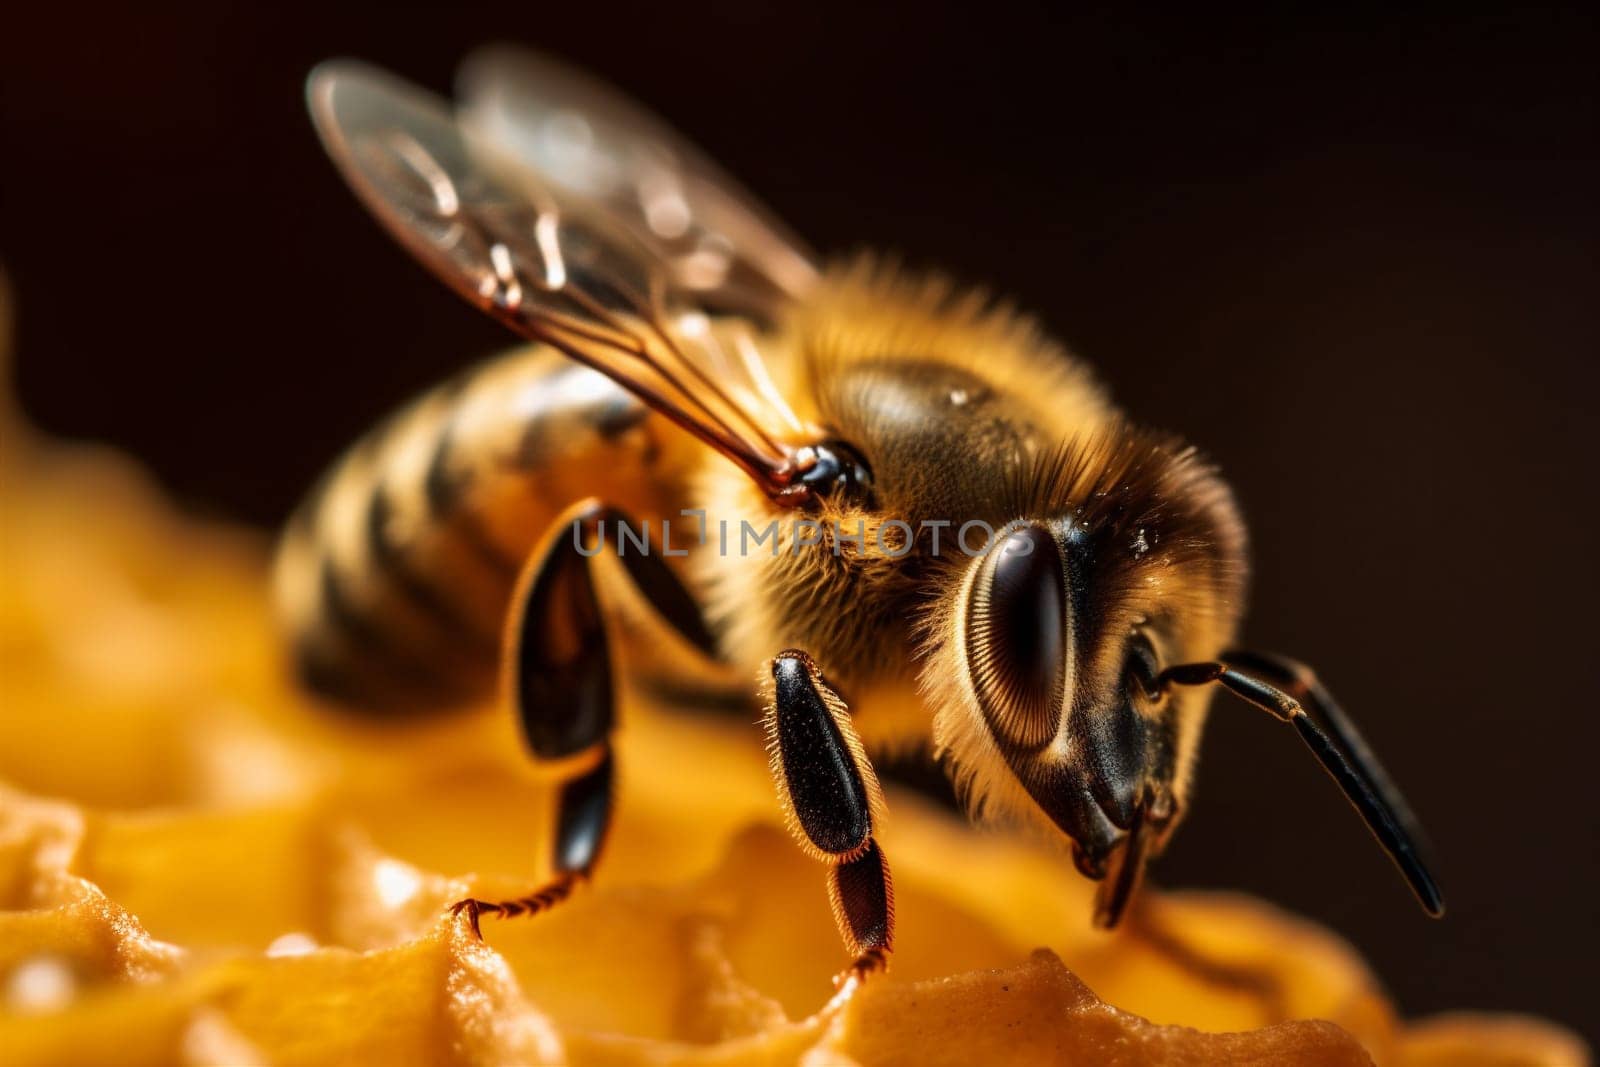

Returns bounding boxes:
[925,433,1248,927]
[694,260,1438,926]
[698,262,1244,925]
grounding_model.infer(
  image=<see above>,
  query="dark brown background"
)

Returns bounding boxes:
[3,2,1596,1045]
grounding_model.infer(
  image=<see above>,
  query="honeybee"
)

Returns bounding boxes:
[278,46,1442,991]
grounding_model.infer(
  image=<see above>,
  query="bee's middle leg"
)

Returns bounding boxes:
[764,650,895,990]
[450,499,711,938]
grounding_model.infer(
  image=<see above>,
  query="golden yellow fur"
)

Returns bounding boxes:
[693,258,1247,849]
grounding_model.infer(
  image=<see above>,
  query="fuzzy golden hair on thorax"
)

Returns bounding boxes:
[696,256,1245,742]
[793,256,1116,463]
[694,257,1119,682]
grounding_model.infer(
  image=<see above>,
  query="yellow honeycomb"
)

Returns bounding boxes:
[0,305,1586,1064]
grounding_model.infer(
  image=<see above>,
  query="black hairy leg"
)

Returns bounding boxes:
[450,499,712,937]
[765,650,896,995]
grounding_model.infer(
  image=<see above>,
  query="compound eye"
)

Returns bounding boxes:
[966,523,1068,750]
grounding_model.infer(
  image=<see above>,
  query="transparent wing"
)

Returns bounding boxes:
[307,60,812,495]
[458,45,818,323]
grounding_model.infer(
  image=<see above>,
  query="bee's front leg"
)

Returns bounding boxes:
[764,650,895,993]
[450,499,715,938]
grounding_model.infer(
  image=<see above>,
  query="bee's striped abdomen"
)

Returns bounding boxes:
[275,345,687,712]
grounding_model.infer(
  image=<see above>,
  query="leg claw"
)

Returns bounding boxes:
[449,898,491,940]
[819,950,887,1016]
